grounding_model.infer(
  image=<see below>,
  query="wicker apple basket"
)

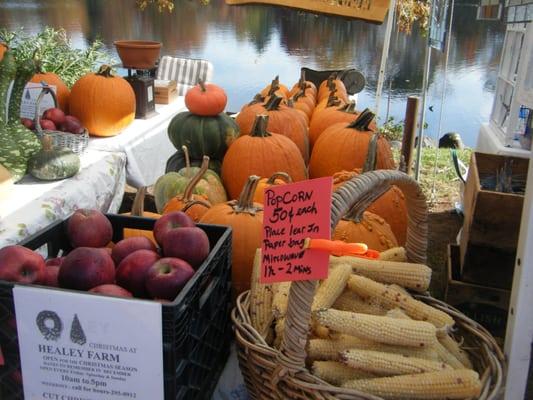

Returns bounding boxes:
[231,170,505,400]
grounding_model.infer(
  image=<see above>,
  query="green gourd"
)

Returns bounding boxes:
[28,135,80,180]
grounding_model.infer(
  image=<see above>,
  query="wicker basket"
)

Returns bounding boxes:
[232,170,505,400]
[34,83,89,154]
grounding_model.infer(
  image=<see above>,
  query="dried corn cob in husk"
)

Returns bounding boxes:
[342,369,482,399]
[249,249,274,336]
[379,247,407,262]
[312,361,376,385]
[332,289,388,315]
[330,255,431,292]
[437,333,473,369]
[312,263,352,311]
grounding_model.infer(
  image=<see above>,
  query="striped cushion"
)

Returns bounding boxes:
[156,56,214,96]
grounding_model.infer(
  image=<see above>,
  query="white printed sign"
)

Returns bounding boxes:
[20,82,57,119]
[14,286,164,400]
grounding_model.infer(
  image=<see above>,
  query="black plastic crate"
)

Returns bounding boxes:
[0,214,232,400]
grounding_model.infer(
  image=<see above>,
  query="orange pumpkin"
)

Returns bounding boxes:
[0,43,7,62]
[236,94,309,163]
[309,109,395,178]
[69,65,135,137]
[163,156,212,221]
[122,186,161,244]
[253,172,292,204]
[222,114,307,199]
[291,90,315,119]
[289,70,317,99]
[260,75,290,99]
[30,71,70,112]
[286,98,310,126]
[184,79,227,116]
[317,73,348,103]
[200,175,263,296]
[312,91,346,119]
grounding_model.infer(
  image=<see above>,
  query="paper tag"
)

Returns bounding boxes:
[260,177,332,283]
[14,286,164,400]
[20,82,58,119]
[147,86,154,102]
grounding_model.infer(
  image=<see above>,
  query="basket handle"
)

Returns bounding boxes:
[277,170,428,371]
[34,81,59,136]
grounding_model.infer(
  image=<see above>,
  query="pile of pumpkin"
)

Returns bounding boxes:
[152,72,407,295]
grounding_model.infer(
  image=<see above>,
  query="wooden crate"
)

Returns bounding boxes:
[460,152,528,288]
[154,79,178,104]
[446,244,510,344]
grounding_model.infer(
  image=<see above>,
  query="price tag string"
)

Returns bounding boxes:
[303,238,380,259]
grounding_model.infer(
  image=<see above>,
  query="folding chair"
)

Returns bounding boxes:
[156,56,214,96]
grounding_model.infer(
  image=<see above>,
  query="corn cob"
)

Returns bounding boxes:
[249,249,274,336]
[330,255,431,292]
[342,369,482,399]
[433,340,466,369]
[312,263,352,311]
[340,349,452,376]
[315,309,438,348]
[437,333,473,369]
[308,335,440,362]
[347,275,454,328]
[312,323,330,339]
[386,308,411,320]
[332,289,388,315]
[312,361,376,385]
[272,282,291,318]
[388,284,411,297]
[379,247,407,262]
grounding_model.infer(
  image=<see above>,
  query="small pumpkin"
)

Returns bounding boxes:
[199,175,263,296]
[260,75,290,99]
[167,111,239,162]
[253,172,292,204]
[163,156,212,222]
[28,135,80,180]
[30,61,70,112]
[185,79,227,116]
[222,114,307,199]
[69,65,135,137]
[122,186,161,243]
[309,109,395,178]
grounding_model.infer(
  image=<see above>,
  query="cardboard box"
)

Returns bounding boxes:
[154,79,178,104]
[446,244,510,344]
[460,152,528,288]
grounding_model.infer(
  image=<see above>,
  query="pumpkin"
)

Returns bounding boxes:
[309,102,377,149]
[163,156,212,222]
[236,94,309,163]
[30,69,70,112]
[28,135,80,180]
[222,114,307,199]
[286,98,310,126]
[69,65,135,137]
[154,145,227,212]
[253,172,292,204]
[317,73,348,103]
[167,111,238,162]
[309,109,395,178]
[199,175,263,296]
[0,43,7,62]
[289,70,318,99]
[185,79,227,116]
[122,186,161,244]
[311,91,346,120]
[290,90,315,119]
[333,210,398,252]
[260,75,290,99]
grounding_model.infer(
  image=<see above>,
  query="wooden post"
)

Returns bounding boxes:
[400,96,420,174]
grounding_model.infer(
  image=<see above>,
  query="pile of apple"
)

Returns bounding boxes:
[21,107,85,134]
[0,209,210,302]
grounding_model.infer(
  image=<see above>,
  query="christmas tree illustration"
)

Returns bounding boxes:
[70,314,87,345]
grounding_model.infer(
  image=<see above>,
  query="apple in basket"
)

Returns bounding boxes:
[89,284,133,298]
[43,108,66,126]
[145,257,195,300]
[66,209,113,248]
[116,249,161,298]
[60,115,85,135]
[0,245,46,284]
[20,118,34,130]
[39,118,57,131]
[58,247,115,291]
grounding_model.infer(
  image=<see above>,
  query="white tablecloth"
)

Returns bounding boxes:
[87,98,187,188]
[0,150,126,248]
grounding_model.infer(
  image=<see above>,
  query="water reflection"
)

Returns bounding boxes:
[0,0,505,145]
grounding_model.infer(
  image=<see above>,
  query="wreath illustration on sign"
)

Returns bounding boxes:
[36,310,63,341]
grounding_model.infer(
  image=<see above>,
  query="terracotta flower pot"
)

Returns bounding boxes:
[114,40,162,69]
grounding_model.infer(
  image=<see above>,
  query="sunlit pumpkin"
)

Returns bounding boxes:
[122,186,161,244]
[0,43,7,62]
[30,70,70,112]
[184,79,227,116]
[317,73,348,103]
[260,75,290,99]
[312,91,346,119]
[289,70,318,99]
[253,172,292,204]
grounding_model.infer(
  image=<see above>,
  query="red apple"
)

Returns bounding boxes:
[58,247,115,291]
[20,117,34,130]
[39,118,56,131]
[60,115,84,134]
[112,236,157,265]
[66,209,113,248]
[116,249,160,298]
[153,211,195,247]
[162,227,210,269]
[43,107,66,126]
[0,245,46,284]
[44,257,63,286]
[145,258,195,300]
[89,284,133,298]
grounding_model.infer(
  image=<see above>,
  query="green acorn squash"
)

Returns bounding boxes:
[28,135,80,180]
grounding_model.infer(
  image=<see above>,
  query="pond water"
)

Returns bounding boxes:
[0,0,506,146]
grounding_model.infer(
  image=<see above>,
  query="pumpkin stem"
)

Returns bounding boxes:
[181,199,211,213]
[41,135,53,151]
[96,65,114,77]
[286,98,295,108]
[264,94,283,111]
[181,145,192,177]
[250,114,271,138]
[182,156,209,202]
[248,93,265,106]
[340,101,357,113]
[347,108,375,131]
[326,91,342,107]
[198,79,207,92]
[266,172,292,185]
[234,175,262,214]
[293,90,305,102]
[362,133,379,173]
[131,186,147,217]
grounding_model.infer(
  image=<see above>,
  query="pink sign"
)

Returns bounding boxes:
[260,177,332,283]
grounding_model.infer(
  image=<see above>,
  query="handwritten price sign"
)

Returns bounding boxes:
[260,177,332,283]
